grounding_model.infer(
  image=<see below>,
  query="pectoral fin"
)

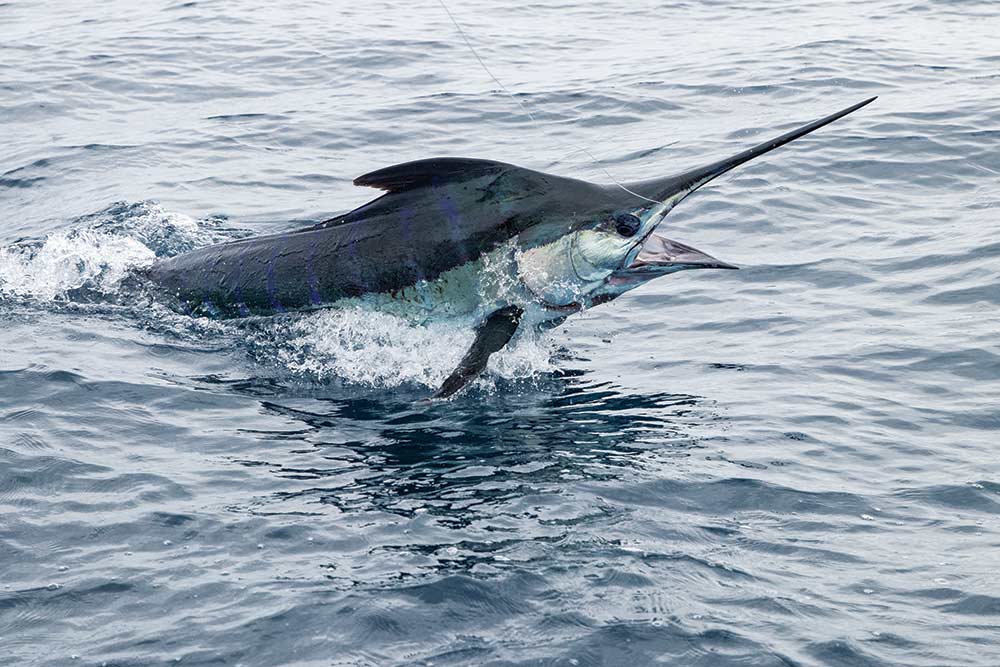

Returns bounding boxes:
[433,305,524,399]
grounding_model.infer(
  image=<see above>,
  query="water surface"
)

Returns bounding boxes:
[2,1,999,665]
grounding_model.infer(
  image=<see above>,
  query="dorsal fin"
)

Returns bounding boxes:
[353,157,514,193]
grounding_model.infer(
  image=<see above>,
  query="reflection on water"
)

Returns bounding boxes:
[205,371,709,525]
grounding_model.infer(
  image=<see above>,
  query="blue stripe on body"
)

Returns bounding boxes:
[400,205,424,283]
[266,249,285,313]
[233,258,249,316]
[305,241,322,306]
[434,177,467,264]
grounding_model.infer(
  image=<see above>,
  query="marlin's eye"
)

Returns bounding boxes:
[615,214,641,238]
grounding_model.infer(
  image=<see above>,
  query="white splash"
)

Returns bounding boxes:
[0,229,154,301]
[0,201,241,302]
[267,307,558,390]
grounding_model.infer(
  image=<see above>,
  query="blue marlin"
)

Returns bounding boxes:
[143,97,875,397]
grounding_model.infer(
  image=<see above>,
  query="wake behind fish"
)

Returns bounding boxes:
[0,228,153,301]
[0,202,560,391]
[0,201,234,302]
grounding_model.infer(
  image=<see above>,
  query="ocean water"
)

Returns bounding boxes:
[2,0,999,665]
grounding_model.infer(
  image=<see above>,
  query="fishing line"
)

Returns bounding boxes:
[434,0,662,205]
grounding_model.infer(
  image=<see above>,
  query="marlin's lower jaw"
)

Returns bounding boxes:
[611,235,738,287]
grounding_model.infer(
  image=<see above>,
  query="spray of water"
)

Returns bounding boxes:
[243,307,556,390]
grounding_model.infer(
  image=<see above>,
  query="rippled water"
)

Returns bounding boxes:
[2,1,999,665]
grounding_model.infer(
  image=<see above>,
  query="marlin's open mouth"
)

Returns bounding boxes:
[630,234,737,272]
[610,235,737,286]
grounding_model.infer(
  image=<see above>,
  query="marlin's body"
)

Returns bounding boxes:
[145,159,609,320]
[144,98,876,397]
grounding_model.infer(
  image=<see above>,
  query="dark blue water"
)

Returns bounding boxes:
[2,1,999,665]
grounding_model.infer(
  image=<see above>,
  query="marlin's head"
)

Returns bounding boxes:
[516,198,736,308]
[516,97,875,310]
